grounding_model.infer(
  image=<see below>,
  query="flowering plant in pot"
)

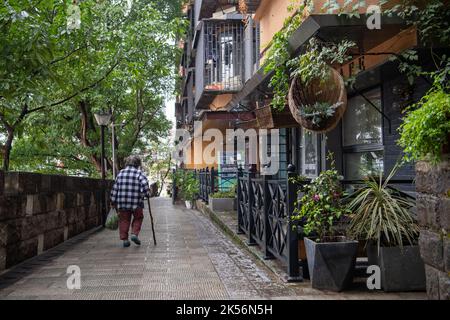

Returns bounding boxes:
[346,164,425,292]
[291,155,356,292]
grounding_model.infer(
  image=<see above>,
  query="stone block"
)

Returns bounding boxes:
[438,269,450,300]
[6,237,38,268]
[44,228,64,251]
[63,192,76,209]
[0,222,6,247]
[6,220,21,244]
[44,193,58,213]
[425,264,440,300]
[37,233,44,254]
[0,195,21,221]
[416,194,440,229]
[440,197,450,230]
[445,236,450,273]
[40,175,51,193]
[50,175,64,193]
[419,229,444,270]
[56,193,65,210]
[75,206,87,223]
[66,208,77,224]
[4,172,41,195]
[0,170,4,195]
[25,194,41,216]
[416,160,450,195]
[20,215,47,240]
[0,246,5,271]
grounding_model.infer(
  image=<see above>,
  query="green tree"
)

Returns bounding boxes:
[1,0,186,173]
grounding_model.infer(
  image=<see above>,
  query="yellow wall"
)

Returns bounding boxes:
[255,0,292,56]
[255,0,401,60]
[341,26,417,78]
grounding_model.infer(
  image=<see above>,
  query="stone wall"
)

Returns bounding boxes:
[416,158,450,300]
[0,171,114,271]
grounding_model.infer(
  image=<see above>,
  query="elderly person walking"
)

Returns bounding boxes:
[110,155,150,247]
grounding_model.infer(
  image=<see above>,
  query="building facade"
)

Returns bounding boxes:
[175,0,445,191]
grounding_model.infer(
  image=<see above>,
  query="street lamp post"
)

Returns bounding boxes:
[94,112,112,227]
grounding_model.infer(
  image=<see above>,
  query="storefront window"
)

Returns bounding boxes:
[344,151,384,180]
[343,88,382,146]
[342,87,384,180]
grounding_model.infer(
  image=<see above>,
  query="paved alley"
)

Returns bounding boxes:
[0,198,425,300]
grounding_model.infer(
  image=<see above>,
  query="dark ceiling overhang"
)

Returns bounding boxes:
[225,13,408,111]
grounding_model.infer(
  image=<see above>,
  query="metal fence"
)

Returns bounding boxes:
[237,166,303,281]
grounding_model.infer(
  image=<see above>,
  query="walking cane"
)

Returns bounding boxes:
[146,197,157,245]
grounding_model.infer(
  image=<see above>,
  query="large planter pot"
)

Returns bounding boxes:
[304,237,358,292]
[208,198,236,212]
[367,244,426,292]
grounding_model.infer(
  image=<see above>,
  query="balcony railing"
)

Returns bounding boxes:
[203,20,244,92]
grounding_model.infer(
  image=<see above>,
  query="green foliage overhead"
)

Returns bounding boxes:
[1,0,187,174]
[398,71,450,164]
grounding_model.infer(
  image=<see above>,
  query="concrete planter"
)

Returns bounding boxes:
[185,200,194,209]
[209,198,236,212]
[367,244,426,292]
[304,237,358,292]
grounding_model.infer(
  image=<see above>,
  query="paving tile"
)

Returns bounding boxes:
[0,198,427,300]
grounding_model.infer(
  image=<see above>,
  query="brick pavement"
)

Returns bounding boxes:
[0,198,426,300]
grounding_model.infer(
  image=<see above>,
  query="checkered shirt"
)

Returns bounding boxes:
[110,166,150,210]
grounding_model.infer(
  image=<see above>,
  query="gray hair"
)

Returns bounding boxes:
[125,155,142,168]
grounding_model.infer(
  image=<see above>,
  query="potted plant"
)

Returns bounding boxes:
[346,164,425,292]
[292,155,357,292]
[180,171,199,209]
[208,185,236,212]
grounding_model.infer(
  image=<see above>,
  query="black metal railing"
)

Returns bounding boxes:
[237,165,302,281]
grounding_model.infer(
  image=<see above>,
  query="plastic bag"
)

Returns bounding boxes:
[105,208,119,230]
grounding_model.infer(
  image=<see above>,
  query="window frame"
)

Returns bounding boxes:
[341,85,385,180]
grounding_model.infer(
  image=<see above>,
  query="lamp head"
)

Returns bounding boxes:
[94,112,112,126]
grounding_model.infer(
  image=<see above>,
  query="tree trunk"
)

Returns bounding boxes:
[2,128,14,171]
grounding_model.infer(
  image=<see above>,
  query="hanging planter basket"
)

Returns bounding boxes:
[288,67,347,133]
[255,100,299,129]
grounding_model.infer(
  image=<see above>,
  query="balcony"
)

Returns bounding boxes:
[195,19,245,109]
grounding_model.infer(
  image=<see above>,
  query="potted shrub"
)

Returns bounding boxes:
[208,186,236,212]
[180,171,199,209]
[346,165,425,292]
[292,156,357,292]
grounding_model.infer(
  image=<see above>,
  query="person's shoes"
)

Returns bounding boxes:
[123,240,131,248]
[130,234,141,246]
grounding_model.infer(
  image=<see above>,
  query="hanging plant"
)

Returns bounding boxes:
[263,1,355,132]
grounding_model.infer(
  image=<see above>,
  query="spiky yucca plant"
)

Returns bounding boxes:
[347,164,419,251]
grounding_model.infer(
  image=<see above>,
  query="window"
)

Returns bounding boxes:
[301,129,319,178]
[342,87,384,180]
